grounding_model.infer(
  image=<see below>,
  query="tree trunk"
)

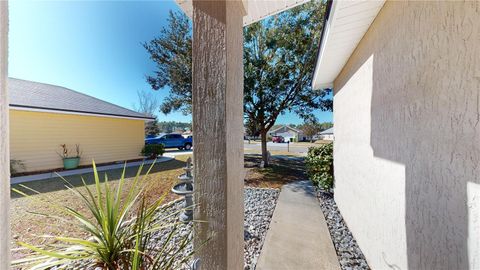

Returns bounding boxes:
[261,130,269,167]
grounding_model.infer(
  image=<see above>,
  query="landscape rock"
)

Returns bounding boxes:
[52,188,279,270]
[315,189,370,270]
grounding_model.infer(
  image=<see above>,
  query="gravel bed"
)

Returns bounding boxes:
[150,187,280,269]
[51,188,280,270]
[53,188,279,270]
[315,189,370,270]
[243,188,279,269]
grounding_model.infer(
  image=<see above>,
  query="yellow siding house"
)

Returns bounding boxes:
[9,78,154,173]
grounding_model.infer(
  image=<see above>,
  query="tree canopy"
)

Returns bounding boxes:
[144,2,332,165]
[299,120,322,142]
[243,1,332,136]
[143,10,192,115]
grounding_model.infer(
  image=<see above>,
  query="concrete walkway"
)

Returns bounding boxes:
[256,181,340,270]
[11,156,173,185]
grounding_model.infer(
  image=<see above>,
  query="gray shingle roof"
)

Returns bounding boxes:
[8,78,154,120]
[270,125,302,134]
[320,127,333,135]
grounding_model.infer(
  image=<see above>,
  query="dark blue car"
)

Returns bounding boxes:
[145,133,193,150]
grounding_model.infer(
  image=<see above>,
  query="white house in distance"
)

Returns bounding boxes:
[316,127,333,141]
[268,125,305,142]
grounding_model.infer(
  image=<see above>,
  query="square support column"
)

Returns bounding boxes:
[192,1,246,269]
[0,1,10,268]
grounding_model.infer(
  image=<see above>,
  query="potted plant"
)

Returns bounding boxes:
[59,144,81,169]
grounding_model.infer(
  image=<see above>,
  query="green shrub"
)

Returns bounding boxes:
[306,143,334,190]
[141,144,165,158]
[12,161,194,269]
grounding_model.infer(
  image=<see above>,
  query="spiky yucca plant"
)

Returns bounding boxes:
[12,161,194,270]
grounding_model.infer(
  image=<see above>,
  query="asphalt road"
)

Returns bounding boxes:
[243,141,309,155]
[163,141,311,157]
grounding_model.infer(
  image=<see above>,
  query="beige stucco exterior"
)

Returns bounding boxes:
[191,1,245,268]
[10,110,145,173]
[0,1,9,267]
[333,1,480,269]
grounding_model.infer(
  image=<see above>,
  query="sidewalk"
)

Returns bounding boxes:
[11,156,173,185]
[256,180,340,270]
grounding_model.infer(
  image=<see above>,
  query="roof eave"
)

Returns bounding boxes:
[175,0,311,27]
[311,0,334,90]
[311,0,385,90]
[10,104,155,121]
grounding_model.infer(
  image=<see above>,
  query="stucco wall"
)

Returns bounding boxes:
[0,1,10,266]
[333,2,480,269]
[10,110,145,172]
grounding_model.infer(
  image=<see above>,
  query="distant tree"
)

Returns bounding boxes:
[133,90,159,117]
[143,10,192,115]
[300,120,321,142]
[145,118,160,136]
[157,121,191,133]
[144,2,332,167]
[319,122,333,131]
[133,90,160,136]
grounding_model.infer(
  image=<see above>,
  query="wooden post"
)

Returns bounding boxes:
[0,1,10,268]
[192,0,246,269]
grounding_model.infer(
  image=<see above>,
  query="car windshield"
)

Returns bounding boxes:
[145,133,166,139]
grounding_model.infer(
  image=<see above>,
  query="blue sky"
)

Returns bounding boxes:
[9,0,332,125]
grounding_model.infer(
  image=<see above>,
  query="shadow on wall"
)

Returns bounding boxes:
[334,1,480,269]
[367,2,478,269]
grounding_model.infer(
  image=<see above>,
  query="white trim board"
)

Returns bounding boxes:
[312,0,385,90]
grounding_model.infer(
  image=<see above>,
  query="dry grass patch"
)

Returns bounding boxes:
[244,154,306,189]
[291,140,331,146]
[10,155,192,260]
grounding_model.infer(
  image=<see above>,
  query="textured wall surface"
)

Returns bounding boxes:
[0,1,10,267]
[334,2,480,269]
[10,110,145,172]
[192,1,245,269]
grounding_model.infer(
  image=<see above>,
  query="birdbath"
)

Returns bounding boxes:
[171,157,194,222]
